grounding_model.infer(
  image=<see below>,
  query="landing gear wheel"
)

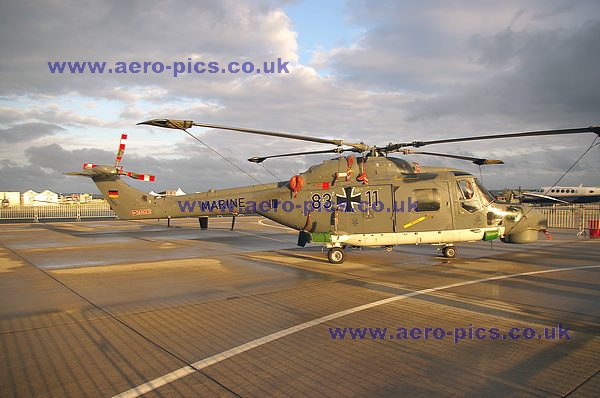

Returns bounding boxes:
[327,248,346,264]
[442,246,457,258]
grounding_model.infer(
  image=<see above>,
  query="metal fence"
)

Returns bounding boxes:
[0,202,116,222]
[537,204,600,230]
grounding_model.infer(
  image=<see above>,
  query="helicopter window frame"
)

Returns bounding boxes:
[457,179,485,213]
[412,188,441,212]
[473,178,495,204]
[457,180,475,200]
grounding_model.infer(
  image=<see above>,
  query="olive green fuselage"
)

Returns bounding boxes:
[93,156,545,245]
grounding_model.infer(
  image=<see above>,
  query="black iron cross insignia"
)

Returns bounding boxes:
[336,187,361,212]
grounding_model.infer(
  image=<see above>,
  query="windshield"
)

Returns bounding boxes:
[474,179,495,204]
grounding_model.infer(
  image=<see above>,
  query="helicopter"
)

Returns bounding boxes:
[66,119,599,263]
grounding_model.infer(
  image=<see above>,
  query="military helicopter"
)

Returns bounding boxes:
[66,120,599,263]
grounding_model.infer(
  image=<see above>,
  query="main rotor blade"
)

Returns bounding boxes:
[388,126,600,150]
[401,150,504,166]
[248,148,358,163]
[137,119,194,130]
[192,121,345,146]
[138,119,372,151]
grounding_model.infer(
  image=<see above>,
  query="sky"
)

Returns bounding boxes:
[0,0,599,194]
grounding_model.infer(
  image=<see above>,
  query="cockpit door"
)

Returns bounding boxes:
[452,178,487,229]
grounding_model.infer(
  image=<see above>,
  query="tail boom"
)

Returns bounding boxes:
[92,175,283,220]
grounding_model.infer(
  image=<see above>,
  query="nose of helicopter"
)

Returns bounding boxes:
[501,206,548,244]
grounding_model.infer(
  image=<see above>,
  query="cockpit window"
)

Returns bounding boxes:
[474,179,495,204]
[457,179,487,213]
[458,180,475,200]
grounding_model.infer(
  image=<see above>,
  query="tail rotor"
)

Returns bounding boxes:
[67,133,156,182]
[115,133,127,168]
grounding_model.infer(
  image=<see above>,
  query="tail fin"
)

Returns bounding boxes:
[64,134,159,219]
[92,174,159,220]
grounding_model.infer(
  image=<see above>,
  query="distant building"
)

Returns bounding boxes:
[2,190,95,207]
[161,190,178,197]
[36,190,59,205]
[0,192,21,207]
[20,190,59,206]
[79,193,93,203]
[153,188,187,197]
[21,190,38,206]
[59,193,94,203]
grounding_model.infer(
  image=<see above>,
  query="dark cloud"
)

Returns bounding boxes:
[0,123,65,143]
[316,1,600,127]
[531,4,576,20]
[3,142,288,193]
[0,159,61,192]
[408,19,600,123]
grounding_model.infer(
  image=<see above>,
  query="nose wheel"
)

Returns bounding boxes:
[327,247,346,264]
[441,245,457,258]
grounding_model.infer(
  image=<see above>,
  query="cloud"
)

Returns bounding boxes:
[0,123,65,143]
[531,4,576,20]
[0,0,298,100]
[5,142,289,193]
[313,1,600,109]
[0,0,599,193]
[407,19,600,124]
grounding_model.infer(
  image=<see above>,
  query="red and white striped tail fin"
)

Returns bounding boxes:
[83,163,97,170]
[115,133,127,167]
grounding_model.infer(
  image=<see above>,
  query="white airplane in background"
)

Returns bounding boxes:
[520,185,600,204]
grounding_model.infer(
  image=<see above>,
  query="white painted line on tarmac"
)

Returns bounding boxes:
[257,218,296,231]
[114,264,600,398]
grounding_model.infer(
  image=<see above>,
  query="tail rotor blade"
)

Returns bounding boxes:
[70,134,158,183]
[126,171,156,182]
[115,133,128,167]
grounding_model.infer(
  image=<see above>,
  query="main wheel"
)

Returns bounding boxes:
[327,248,346,264]
[442,246,457,258]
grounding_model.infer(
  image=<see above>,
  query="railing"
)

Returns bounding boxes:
[0,202,116,222]
[536,204,600,230]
